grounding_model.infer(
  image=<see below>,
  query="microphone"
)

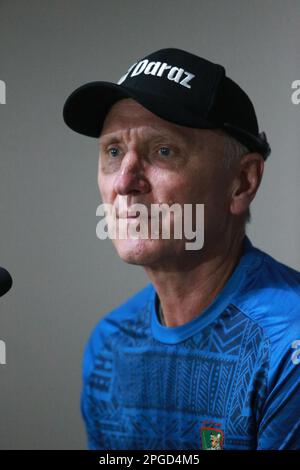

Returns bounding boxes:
[0,267,13,297]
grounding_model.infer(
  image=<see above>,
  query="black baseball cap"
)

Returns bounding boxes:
[63,48,271,159]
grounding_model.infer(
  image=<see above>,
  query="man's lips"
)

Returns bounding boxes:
[117,214,139,218]
[117,214,152,219]
[116,209,152,219]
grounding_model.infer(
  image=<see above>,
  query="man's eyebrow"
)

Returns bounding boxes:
[98,134,122,146]
[98,127,187,146]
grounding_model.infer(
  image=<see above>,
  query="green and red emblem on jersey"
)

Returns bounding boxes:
[200,421,224,450]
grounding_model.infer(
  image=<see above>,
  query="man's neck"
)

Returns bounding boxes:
[145,231,245,328]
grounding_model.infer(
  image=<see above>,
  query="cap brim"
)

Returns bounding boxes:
[63,81,212,138]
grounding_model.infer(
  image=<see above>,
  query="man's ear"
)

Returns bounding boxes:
[230,153,264,217]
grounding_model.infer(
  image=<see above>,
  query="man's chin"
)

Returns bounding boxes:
[112,238,165,266]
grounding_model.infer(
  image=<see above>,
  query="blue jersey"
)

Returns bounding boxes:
[81,236,300,450]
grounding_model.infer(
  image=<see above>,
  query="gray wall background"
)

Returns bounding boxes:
[0,0,299,449]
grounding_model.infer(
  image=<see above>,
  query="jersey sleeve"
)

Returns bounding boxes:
[257,341,300,450]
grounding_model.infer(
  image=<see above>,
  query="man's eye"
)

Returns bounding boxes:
[158,147,172,157]
[107,147,120,157]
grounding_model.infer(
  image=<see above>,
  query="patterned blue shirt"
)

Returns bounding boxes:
[81,236,300,450]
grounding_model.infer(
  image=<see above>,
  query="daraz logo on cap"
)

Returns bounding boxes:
[118,59,196,89]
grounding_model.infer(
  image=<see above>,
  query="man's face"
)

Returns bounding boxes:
[98,98,234,268]
[210,433,220,448]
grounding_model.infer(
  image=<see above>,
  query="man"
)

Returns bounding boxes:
[63,48,300,450]
[210,433,223,450]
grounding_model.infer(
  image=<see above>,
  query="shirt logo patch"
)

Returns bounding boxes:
[200,421,224,450]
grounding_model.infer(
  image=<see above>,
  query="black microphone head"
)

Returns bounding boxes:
[0,267,13,297]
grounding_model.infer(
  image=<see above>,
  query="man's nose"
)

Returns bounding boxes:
[113,150,151,195]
